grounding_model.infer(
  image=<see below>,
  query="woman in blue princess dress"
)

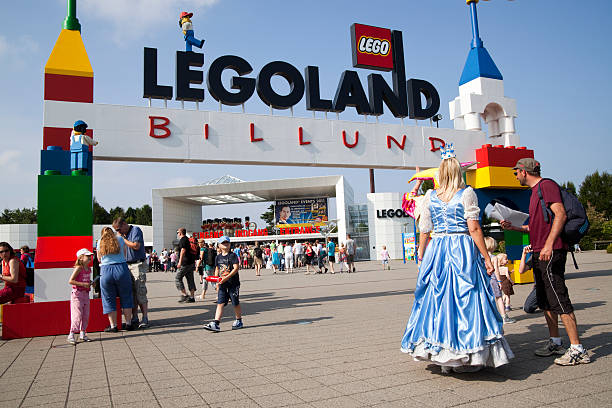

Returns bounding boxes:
[401,151,513,373]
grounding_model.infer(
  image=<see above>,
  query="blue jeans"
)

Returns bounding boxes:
[70,143,89,171]
[100,263,133,314]
[184,30,203,51]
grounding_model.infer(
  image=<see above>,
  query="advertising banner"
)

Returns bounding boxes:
[275,198,328,228]
[402,232,416,263]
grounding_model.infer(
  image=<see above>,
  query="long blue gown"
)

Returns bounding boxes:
[401,188,513,367]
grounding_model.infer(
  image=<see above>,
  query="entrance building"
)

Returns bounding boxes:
[152,175,354,252]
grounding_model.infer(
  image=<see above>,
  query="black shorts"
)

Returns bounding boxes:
[217,283,240,306]
[533,250,573,315]
[328,255,335,263]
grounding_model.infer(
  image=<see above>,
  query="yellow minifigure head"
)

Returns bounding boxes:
[179,11,193,27]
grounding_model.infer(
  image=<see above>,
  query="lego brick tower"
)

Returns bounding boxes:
[450,1,534,283]
[36,0,94,301]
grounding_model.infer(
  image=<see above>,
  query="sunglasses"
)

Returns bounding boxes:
[0,249,9,254]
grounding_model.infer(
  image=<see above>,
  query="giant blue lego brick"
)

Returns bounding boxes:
[40,147,91,176]
[473,188,531,223]
[505,244,524,261]
[40,148,70,175]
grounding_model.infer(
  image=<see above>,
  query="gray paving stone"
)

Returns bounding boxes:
[309,395,366,408]
[292,386,343,402]
[251,392,305,407]
[1,253,610,408]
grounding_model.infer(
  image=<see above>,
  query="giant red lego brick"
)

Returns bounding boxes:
[34,236,93,269]
[475,144,534,169]
[43,127,93,151]
[2,298,122,340]
[44,73,93,103]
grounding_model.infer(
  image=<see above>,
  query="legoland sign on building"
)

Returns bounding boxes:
[43,24,486,169]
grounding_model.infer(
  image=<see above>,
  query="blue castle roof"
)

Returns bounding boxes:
[459,1,503,86]
[459,45,503,86]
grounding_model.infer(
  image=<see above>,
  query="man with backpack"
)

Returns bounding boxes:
[501,158,589,366]
[175,228,197,303]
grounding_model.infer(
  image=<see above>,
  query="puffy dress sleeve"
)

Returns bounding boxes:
[462,187,480,221]
[417,190,433,233]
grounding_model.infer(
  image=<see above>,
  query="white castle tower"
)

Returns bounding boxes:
[450,0,519,147]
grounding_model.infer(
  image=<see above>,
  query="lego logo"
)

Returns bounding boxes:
[358,36,390,56]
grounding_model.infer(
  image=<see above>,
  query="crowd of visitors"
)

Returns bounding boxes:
[1,151,592,373]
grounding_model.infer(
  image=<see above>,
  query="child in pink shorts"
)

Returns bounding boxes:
[67,248,93,344]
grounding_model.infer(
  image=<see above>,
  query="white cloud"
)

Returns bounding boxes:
[0,35,40,68]
[0,150,22,167]
[80,0,219,45]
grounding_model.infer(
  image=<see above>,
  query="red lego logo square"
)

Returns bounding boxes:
[351,23,394,71]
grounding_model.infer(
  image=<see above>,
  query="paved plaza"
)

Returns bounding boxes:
[1,251,611,408]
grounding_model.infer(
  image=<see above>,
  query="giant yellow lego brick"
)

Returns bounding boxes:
[509,259,534,284]
[45,29,93,77]
[466,166,528,189]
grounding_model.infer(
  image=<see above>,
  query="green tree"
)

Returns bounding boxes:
[260,204,275,233]
[579,203,611,250]
[561,181,577,196]
[109,206,125,222]
[124,207,138,224]
[93,198,111,224]
[579,171,612,219]
[0,208,37,224]
[135,204,152,225]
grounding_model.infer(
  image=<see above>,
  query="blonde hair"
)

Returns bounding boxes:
[99,227,120,256]
[497,253,508,264]
[436,157,465,202]
[484,236,497,253]
[74,254,90,268]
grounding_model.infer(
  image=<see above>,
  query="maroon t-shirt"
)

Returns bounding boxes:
[528,179,567,252]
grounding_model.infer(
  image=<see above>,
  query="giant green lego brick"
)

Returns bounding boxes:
[504,230,530,246]
[37,175,92,237]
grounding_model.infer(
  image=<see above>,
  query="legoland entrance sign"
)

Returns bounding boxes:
[42,23,487,170]
[144,24,439,120]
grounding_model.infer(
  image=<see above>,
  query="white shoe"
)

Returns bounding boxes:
[67,334,76,345]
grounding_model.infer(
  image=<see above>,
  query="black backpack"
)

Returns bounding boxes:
[538,178,589,269]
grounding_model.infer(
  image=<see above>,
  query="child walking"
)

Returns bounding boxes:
[380,245,390,270]
[67,248,93,344]
[484,237,515,324]
[338,244,348,273]
[497,253,515,312]
[203,236,243,332]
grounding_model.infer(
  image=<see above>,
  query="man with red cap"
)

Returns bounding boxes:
[501,158,590,366]
[179,12,205,52]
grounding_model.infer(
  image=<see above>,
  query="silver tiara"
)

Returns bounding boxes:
[441,143,456,159]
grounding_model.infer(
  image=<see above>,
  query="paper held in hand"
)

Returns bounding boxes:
[486,202,529,227]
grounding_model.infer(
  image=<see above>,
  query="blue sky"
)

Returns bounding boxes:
[1,0,611,226]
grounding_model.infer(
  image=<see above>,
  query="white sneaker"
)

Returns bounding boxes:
[203,321,220,332]
[67,333,76,345]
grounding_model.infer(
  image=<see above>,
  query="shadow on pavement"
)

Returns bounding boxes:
[241,289,413,317]
[422,319,611,382]
[566,268,612,279]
